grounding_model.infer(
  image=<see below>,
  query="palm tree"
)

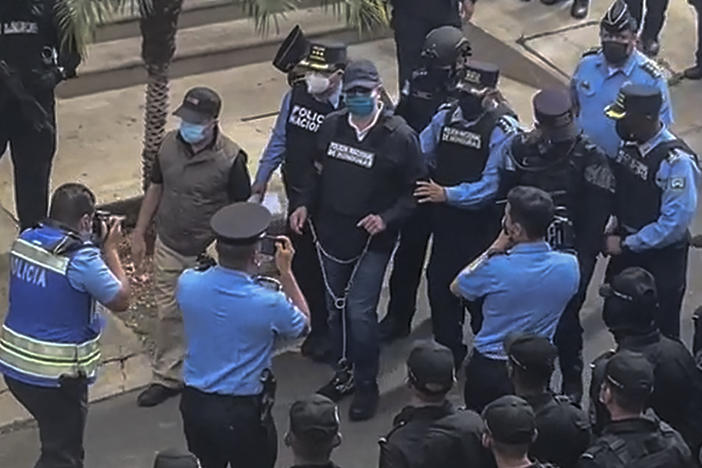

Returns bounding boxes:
[55,0,388,191]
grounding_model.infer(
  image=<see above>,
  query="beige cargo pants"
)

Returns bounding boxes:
[151,237,198,389]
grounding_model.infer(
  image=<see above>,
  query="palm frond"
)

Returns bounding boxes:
[239,0,297,37]
[54,0,152,58]
[319,0,389,34]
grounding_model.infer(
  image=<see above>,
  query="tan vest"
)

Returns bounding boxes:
[156,130,240,256]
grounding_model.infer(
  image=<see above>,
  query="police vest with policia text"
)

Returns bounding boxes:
[0,225,101,388]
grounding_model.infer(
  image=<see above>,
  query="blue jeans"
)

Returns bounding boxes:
[322,247,393,385]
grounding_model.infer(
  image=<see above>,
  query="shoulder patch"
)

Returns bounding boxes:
[640,59,662,79]
[581,46,601,58]
[669,177,686,191]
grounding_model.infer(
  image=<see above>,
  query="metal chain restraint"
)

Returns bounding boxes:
[308,218,372,362]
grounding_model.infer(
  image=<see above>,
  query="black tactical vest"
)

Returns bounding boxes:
[506,135,585,250]
[435,104,513,187]
[320,112,404,218]
[612,139,697,234]
[586,420,692,468]
[397,69,450,133]
[0,0,56,84]
[283,84,337,205]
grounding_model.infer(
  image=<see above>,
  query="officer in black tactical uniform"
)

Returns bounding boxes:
[388,0,476,91]
[413,61,519,367]
[603,84,699,341]
[501,88,615,404]
[380,25,472,343]
[578,350,694,468]
[379,340,490,468]
[505,333,591,468]
[255,34,348,362]
[482,395,558,468]
[0,0,81,230]
[589,267,702,455]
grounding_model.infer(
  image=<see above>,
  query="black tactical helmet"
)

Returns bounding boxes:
[421,26,472,69]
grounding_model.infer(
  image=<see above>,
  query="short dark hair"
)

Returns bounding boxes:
[506,186,554,239]
[215,241,257,267]
[48,183,96,226]
[606,382,648,414]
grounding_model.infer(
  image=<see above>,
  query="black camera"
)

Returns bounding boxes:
[259,235,280,257]
[92,210,123,242]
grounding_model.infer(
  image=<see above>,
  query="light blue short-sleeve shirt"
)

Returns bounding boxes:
[571,49,673,158]
[455,242,580,359]
[177,266,307,395]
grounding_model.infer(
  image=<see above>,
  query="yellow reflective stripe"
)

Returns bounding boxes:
[11,239,70,275]
[0,338,101,364]
[0,325,100,361]
[0,342,100,379]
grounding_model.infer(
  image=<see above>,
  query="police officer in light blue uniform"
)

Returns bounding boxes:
[413,60,520,367]
[451,186,579,412]
[603,84,700,340]
[177,202,310,468]
[0,183,130,468]
[571,0,672,158]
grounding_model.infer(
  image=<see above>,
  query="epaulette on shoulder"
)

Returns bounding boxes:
[581,47,601,58]
[495,115,514,133]
[640,59,662,79]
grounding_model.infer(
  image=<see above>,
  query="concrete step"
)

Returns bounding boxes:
[59,6,386,99]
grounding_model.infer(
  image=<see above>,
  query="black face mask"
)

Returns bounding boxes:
[602,41,630,65]
[615,119,640,142]
[459,94,484,119]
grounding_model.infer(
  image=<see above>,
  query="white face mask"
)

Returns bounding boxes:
[305,72,331,95]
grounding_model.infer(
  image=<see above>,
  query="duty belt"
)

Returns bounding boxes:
[0,325,101,379]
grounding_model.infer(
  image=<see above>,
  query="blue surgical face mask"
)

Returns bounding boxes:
[179,121,209,143]
[345,93,376,117]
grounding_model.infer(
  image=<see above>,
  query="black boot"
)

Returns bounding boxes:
[349,382,380,421]
[137,384,181,407]
[684,65,702,80]
[317,362,355,402]
[570,0,589,19]
[378,315,411,343]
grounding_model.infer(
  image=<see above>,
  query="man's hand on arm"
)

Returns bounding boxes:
[414,180,447,204]
[274,236,310,325]
[102,218,130,312]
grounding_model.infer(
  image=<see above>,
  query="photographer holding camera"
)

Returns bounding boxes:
[0,183,130,468]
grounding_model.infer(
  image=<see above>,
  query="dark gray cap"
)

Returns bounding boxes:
[407,340,455,395]
[343,59,381,91]
[504,333,557,377]
[173,87,221,124]
[605,350,654,396]
[290,394,340,443]
[482,395,537,444]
